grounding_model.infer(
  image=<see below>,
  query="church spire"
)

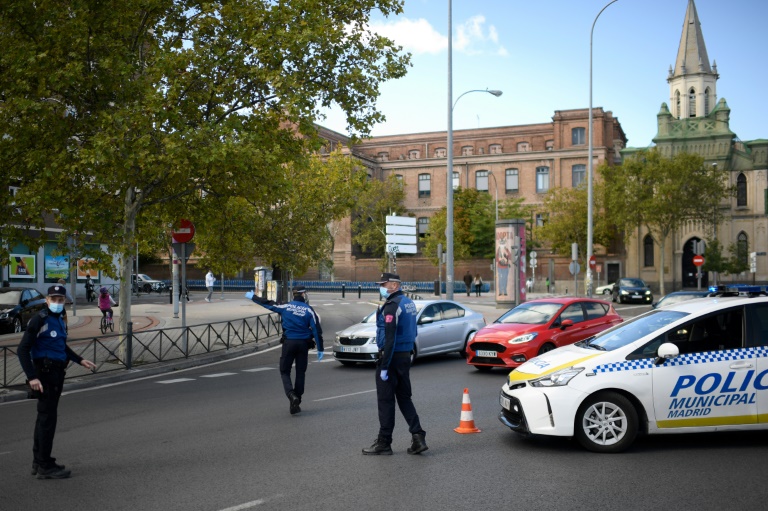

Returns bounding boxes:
[672,0,712,78]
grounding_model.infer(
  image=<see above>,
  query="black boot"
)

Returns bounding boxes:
[407,432,428,455]
[288,391,301,415]
[362,437,393,455]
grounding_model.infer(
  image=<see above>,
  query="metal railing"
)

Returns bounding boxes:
[0,312,282,388]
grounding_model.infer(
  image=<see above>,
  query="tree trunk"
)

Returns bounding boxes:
[119,188,138,335]
[658,236,666,296]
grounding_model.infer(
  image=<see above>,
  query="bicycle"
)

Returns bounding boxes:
[99,312,114,334]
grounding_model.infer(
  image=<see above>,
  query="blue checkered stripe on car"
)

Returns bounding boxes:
[593,347,768,373]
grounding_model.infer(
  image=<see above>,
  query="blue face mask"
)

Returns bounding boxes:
[48,303,64,314]
[379,286,390,299]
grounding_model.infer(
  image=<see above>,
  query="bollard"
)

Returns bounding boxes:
[126,321,133,370]
[342,283,345,298]
[358,285,362,299]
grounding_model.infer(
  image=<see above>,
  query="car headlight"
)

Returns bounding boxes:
[509,332,537,344]
[529,367,584,388]
[645,290,651,295]
[0,312,8,319]
[620,289,628,295]
[334,335,341,344]
[467,331,477,342]
[367,337,377,344]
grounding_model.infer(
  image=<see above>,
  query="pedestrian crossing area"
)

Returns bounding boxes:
[156,367,276,384]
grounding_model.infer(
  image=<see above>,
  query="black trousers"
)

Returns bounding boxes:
[280,339,309,398]
[376,353,424,442]
[32,362,66,468]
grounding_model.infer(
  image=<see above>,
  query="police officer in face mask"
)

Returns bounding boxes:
[17,285,97,479]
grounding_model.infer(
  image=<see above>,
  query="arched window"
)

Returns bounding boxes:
[737,232,748,267]
[377,152,389,161]
[394,174,403,182]
[505,169,519,192]
[688,87,696,117]
[704,87,711,115]
[736,173,747,207]
[408,149,420,160]
[545,140,554,151]
[643,235,654,267]
[461,146,473,156]
[489,144,502,154]
[572,164,586,188]
[517,142,530,152]
[675,90,681,119]
[418,173,431,198]
[476,170,489,192]
[536,166,550,193]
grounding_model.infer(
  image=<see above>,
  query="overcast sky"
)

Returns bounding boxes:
[320,0,768,148]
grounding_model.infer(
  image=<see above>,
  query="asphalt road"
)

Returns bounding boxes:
[2,298,767,510]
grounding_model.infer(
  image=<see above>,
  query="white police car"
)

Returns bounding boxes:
[499,287,768,452]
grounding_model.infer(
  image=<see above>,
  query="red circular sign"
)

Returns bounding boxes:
[588,255,596,269]
[172,219,195,243]
[693,255,705,267]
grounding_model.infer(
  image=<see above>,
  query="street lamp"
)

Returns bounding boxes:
[488,171,499,222]
[587,0,619,297]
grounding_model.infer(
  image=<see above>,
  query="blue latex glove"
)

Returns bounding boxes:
[380,369,389,381]
[317,351,324,361]
[245,291,254,300]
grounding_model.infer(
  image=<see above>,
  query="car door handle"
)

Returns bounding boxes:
[729,361,753,369]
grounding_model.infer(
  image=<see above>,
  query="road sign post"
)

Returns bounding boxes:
[385,215,417,279]
[693,255,705,290]
[171,219,195,353]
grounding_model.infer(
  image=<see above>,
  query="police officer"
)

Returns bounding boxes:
[17,285,97,479]
[246,285,323,414]
[363,273,428,455]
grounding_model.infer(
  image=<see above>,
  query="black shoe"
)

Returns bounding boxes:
[362,438,393,455]
[36,465,71,479]
[288,391,301,415]
[32,461,65,476]
[407,432,428,455]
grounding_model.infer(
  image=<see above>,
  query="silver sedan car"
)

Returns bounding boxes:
[333,299,486,366]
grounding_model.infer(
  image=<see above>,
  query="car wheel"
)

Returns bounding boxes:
[619,295,625,304]
[602,289,611,295]
[143,284,152,293]
[459,332,475,358]
[13,317,22,333]
[339,361,356,367]
[538,343,556,355]
[474,365,492,372]
[575,391,638,453]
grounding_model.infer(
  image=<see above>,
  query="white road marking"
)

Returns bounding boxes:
[217,495,283,511]
[156,378,195,384]
[241,367,275,373]
[200,373,237,378]
[313,389,376,402]
[0,451,12,456]
[322,303,334,306]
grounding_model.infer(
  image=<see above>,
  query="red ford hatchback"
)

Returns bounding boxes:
[466,297,622,371]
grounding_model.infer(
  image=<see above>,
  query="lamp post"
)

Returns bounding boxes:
[488,171,499,222]
[587,0,619,298]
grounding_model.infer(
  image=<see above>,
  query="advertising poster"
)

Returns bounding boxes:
[9,254,36,279]
[44,255,70,280]
[77,258,99,279]
[495,219,527,305]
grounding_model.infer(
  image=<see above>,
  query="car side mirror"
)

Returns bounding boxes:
[21,299,29,306]
[560,319,574,330]
[655,342,679,366]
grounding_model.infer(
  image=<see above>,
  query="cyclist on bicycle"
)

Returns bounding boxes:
[98,286,116,321]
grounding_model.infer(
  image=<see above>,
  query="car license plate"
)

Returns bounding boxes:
[341,346,360,353]
[633,294,641,298]
[500,394,511,410]
[476,349,497,357]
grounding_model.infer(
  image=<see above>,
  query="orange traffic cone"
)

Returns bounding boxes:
[454,388,481,434]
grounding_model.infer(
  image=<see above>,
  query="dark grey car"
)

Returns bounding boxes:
[0,287,47,334]
[611,278,653,304]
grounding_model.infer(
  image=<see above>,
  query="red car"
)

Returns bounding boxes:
[466,297,622,371]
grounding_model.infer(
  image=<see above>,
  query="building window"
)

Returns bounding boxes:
[688,87,696,117]
[476,170,489,192]
[461,146,473,156]
[572,164,586,188]
[545,140,554,151]
[704,87,711,115]
[418,173,431,198]
[377,152,389,161]
[535,213,545,227]
[643,235,654,267]
[505,169,519,192]
[452,171,460,190]
[571,128,586,146]
[418,217,429,238]
[408,149,420,160]
[394,174,403,182]
[675,90,681,119]
[517,142,530,152]
[434,147,446,158]
[736,173,747,207]
[536,166,550,193]
[737,232,748,266]
[489,144,502,154]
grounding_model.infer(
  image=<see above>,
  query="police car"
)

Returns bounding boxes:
[498,286,768,453]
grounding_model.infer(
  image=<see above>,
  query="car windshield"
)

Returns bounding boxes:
[138,274,153,281]
[579,310,688,351]
[0,290,21,305]
[496,302,562,325]
[361,303,425,324]
[619,278,645,287]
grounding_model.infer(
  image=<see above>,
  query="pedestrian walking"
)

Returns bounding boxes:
[85,275,95,302]
[246,285,323,414]
[545,277,550,293]
[363,273,427,456]
[463,271,472,297]
[17,285,97,479]
[473,273,483,297]
[205,270,216,302]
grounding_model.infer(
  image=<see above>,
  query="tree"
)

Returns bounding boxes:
[0,1,409,332]
[602,149,732,295]
[350,175,407,268]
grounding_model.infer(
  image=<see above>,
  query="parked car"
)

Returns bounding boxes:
[466,297,622,371]
[333,300,486,366]
[0,287,47,334]
[595,282,614,295]
[612,278,653,304]
[652,290,709,309]
[131,274,167,293]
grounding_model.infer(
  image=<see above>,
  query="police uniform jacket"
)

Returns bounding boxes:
[18,309,83,380]
[376,290,417,369]
[250,295,322,349]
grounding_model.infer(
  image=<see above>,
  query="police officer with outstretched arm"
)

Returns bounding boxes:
[363,273,428,455]
[17,285,97,479]
[246,285,323,414]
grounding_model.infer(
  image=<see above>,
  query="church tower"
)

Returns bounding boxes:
[667,0,718,119]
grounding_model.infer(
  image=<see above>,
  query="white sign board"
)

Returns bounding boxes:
[386,224,416,235]
[387,244,418,254]
[386,234,417,245]
[386,215,416,227]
